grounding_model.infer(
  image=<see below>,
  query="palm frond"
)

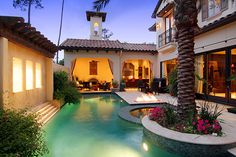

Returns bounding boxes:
[93,0,110,12]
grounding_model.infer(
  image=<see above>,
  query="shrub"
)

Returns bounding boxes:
[149,106,177,127]
[54,71,68,92]
[149,107,165,124]
[167,68,178,97]
[0,109,48,156]
[64,85,81,104]
[53,71,81,104]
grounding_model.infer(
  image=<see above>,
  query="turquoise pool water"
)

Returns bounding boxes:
[43,94,181,157]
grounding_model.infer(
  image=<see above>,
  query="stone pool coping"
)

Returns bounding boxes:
[142,116,236,146]
[118,104,165,124]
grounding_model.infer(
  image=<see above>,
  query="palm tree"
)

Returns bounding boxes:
[13,0,43,24]
[56,0,65,63]
[174,0,198,120]
[93,0,110,12]
[93,0,198,120]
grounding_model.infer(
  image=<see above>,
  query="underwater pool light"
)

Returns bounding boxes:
[142,142,148,152]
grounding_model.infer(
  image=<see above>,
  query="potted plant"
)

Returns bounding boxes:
[111,80,119,92]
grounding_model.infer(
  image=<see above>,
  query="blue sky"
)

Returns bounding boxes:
[0,0,157,60]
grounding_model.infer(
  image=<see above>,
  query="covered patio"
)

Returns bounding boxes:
[71,58,114,92]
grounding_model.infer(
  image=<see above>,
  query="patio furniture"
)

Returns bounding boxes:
[83,82,90,90]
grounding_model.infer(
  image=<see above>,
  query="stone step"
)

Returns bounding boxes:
[38,105,55,117]
[41,108,59,125]
[36,104,52,115]
[228,147,236,156]
[29,102,50,113]
[38,107,59,125]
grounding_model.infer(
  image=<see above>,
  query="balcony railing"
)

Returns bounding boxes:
[158,28,175,48]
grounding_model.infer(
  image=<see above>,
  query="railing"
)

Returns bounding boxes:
[158,28,175,48]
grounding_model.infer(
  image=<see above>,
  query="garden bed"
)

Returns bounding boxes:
[142,116,236,157]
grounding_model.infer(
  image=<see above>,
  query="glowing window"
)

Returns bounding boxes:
[94,22,99,35]
[26,60,33,90]
[35,63,42,88]
[13,57,23,93]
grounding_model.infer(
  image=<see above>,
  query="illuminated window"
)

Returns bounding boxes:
[35,63,42,88]
[89,61,97,75]
[202,0,228,20]
[13,57,23,93]
[94,22,99,35]
[26,60,33,90]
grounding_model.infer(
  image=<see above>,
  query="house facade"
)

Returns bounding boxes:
[0,16,57,109]
[150,0,236,104]
[61,11,158,88]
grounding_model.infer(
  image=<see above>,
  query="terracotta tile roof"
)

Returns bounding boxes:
[122,43,157,52]
[60,39,121,50]
[0,16,57,58]
[196,11,236,36]
[60,39,158,53]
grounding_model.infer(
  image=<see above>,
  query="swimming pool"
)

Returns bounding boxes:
[43,94,181,157]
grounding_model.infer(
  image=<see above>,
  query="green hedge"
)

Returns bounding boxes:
[0,109,48,156]
[53,71,81,104]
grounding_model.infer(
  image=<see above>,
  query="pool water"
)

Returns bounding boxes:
[43,94,181,157]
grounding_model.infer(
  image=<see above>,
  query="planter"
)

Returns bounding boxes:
[51,99,64,109]
[111,88,119,93]
[142,116,236,157]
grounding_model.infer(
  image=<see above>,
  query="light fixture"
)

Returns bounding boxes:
[142,142,148,152]
[156,23,160,29]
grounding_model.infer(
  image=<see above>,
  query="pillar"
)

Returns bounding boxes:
[46,58,53,101]
[0,37,9,108]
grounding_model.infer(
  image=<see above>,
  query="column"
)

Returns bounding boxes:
[46,58,53,101]
[0,37,9,108]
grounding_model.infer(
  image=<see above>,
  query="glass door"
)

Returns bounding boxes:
[207,51,226,98]
[230,49,236,100]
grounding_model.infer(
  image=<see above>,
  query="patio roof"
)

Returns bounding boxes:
[86,11,107,22]
[148,23,156,32]
[0,16,57,58]
[60,39,158,53]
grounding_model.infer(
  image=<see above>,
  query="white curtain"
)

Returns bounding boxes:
[195,55,204,93]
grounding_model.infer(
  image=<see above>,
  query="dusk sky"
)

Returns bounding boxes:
[0,0,157,60]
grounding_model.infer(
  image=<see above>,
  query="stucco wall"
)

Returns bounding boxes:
[53,63,69,73]
[0,39,53,110]
[195,21,236,54]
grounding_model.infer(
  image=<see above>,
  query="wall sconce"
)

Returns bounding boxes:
[156,23,160,29]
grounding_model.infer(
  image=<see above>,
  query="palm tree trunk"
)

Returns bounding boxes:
[174,0,198,120]
[176,27,196,119]
[28,0,32,24]
[57,0,65,63]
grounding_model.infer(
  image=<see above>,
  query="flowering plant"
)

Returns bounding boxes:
[148,101,223,136]
[149,107,165,124]
[192,101,223,136]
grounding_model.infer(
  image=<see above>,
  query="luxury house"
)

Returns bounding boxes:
[150,0,236,104]
[0,16,57,109]
[61,11,158,89]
